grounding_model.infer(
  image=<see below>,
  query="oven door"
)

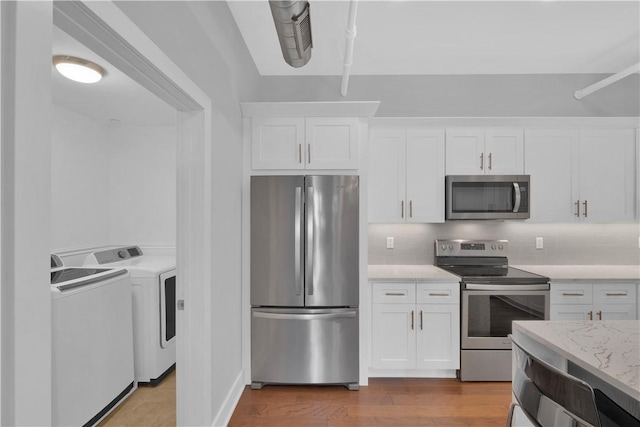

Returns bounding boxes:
[461,284,549,350]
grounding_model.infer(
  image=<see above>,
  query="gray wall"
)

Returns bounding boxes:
[257,74,640,117]
[115,1,261,422]
[369,222,640,265]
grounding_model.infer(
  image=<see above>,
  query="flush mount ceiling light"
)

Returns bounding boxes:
[52,55,105,84]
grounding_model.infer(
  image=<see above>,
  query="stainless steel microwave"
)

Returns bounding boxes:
[445,175,530,220]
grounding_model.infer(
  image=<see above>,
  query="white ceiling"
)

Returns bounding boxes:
[228,0,640,76]
[52,25,177,126]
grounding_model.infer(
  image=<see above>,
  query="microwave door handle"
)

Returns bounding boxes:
[512,182,521,213]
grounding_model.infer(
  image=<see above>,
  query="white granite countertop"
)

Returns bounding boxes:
[368,265,459,282]
[513,265,640,282]
[513,320,640,408]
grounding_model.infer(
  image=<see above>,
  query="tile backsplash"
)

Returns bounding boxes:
[368,222,640,265]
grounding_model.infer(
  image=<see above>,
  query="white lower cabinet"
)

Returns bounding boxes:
[371,282,460,374]
[550,282,637,321]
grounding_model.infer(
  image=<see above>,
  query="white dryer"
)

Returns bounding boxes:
[50,255,135,427]
[83,246,176,385]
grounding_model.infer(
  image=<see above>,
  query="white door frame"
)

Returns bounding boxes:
[52,2,214,425]
[1,1,213,425]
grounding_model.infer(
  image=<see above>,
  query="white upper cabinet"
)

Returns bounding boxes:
[446,128,523,175]
[251,117,306,170]
[526,128,636,222]
[578,129,636,222]
[251,116,359,170]
[525,129,578,222]
[369,128,445,223]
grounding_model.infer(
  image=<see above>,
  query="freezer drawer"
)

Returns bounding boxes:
[251,308,359,389]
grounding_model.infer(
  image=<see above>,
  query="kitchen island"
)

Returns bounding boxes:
[512,320,640,421]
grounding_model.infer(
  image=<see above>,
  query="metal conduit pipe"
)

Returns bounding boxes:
[340,0,358,97]
[574,62,640,100]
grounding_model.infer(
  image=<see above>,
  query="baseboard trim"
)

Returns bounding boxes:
[211,371,245,427]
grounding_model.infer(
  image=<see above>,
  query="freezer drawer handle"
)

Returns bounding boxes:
[253,311,357,320]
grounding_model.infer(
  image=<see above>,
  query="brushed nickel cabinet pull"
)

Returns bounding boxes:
[420,310,423,330]
[429,293,450,297]
[298,144,302,164]
[605,292,627,296]
[488,152,493,170]
[384,292,406,296]
[308,143,311,164]
[411,310,414,330]
[480,152,484,170]
[562,292,584,296]
[597,310,602,320]
[583,200,588,217]
[575,200,580,217]
[588,311,593,320]
[401,200,404,218]
[409,200,413,218]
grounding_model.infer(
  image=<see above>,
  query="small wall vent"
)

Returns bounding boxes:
[269,1,313,68]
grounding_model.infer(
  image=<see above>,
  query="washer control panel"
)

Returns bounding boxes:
[94,246,143,264]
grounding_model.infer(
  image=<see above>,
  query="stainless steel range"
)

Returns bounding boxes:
[435,239,550,381]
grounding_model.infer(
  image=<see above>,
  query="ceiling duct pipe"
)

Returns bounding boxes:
[269,0,313,68]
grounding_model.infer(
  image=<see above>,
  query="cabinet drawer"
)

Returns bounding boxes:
[551,283,593,304]
[593,284,637,305]
[373,282,415,304]
[416,282,459,304]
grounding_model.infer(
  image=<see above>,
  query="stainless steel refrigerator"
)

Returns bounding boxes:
[250,175,359,390]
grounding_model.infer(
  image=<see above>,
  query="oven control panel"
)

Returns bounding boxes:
[435,239,508,257]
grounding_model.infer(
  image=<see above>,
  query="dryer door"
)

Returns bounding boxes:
[159,270,177,348]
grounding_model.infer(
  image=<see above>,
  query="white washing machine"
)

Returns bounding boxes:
[83,246,177,385]
[50,254,135,427]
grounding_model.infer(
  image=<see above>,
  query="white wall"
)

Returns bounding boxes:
[51,104,111,251]
[50,105,177,252]
[109,123,176,246]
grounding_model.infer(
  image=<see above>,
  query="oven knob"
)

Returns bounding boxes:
[441,245,447,250]
[491,244,497,250]
[448,244,454,250]
[498,244,504,250]
[117,250,127,259]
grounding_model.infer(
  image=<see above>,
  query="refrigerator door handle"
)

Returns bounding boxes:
[253,310,357,321]
[306,186,314,296]
[294,186,302,295]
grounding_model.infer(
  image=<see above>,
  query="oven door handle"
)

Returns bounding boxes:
[465,283,549,291]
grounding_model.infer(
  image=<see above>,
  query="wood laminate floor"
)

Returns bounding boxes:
[229,379,512,427]
[99,370,176,427]
[96,375,511,426]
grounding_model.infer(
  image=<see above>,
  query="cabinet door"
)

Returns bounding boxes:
[305,117,359,169]
[368,129,406,223]
[525,129,579,222]
[416,304,460,370]
[550,304,592,320]
[251,117,305,170]
[594,304,637,320]
[485,129,524,174]
[371,304,416,369]
[445,129,485,175]
[579,129,636,222]
[405,129,445,223]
